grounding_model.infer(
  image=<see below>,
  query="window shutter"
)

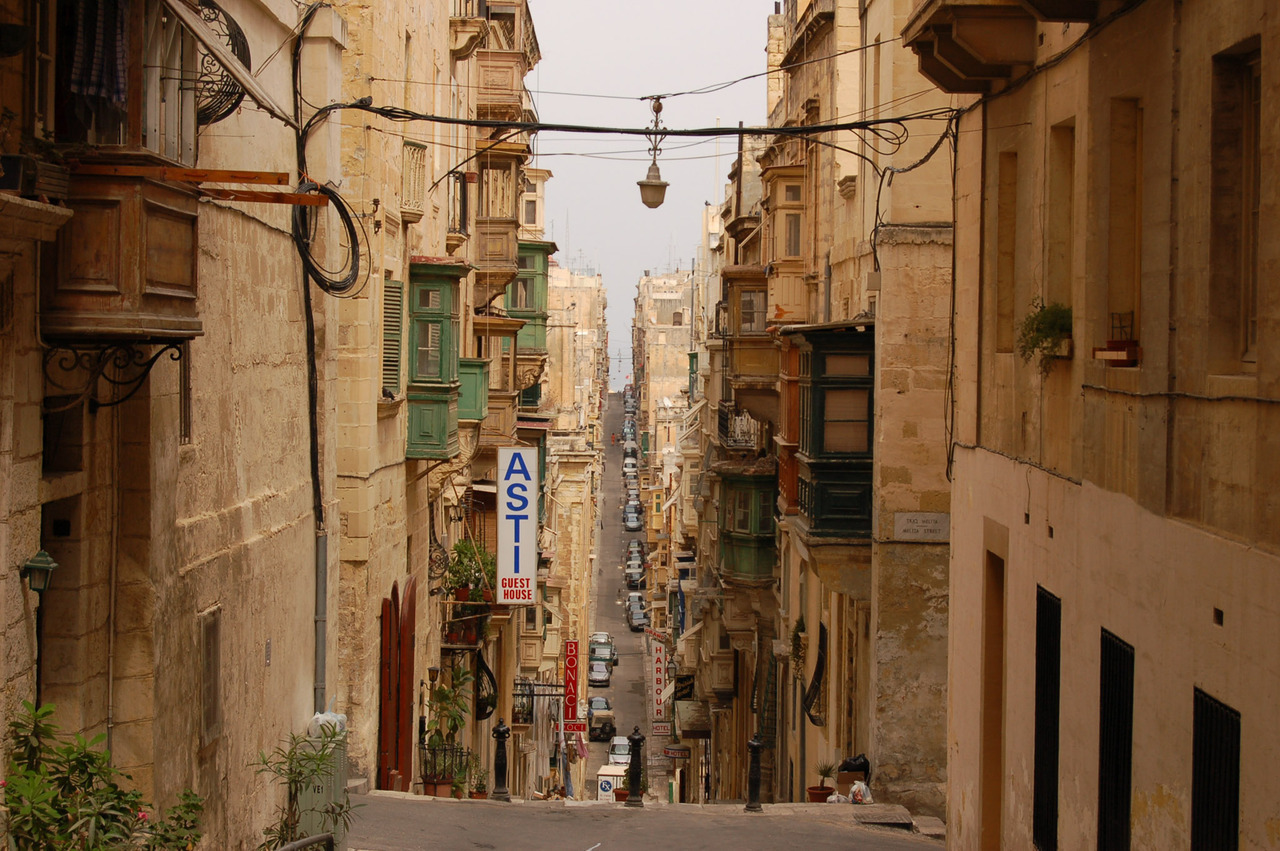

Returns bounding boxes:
[383,280,404,393]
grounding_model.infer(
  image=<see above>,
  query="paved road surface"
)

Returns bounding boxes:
[586,393,647,782]
[345,793,942,851]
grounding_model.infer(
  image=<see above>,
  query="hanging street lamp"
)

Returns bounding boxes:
[637,97,669,209]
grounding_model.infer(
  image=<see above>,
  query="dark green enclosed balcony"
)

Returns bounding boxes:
[716,465,777,586]
[405,258,466,460]
[458,358,490,421]
[406,386,459,459]
[786,321,874,539]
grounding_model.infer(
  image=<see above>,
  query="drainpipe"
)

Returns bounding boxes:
[314,531,327,713]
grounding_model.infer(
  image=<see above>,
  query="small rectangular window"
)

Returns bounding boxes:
[200,608,221,746]
[524,198,538,225]
[825,354,870,377]
[822,388,869,453]
[416,321,442,379]
[740,290,767,333]
[784,212,802,257]
[524,605,539,632]
[784,183,802,203]
[995,152,1018,353]
[1107,100,1143,343]
[1212,47,1261,369]
[180,342,192,444]
[758,489,774,533]
[734,490,751,532]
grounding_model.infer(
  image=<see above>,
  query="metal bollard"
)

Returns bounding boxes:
[491,717,511,801]
[745,733,763,812]
[626,725,645,807]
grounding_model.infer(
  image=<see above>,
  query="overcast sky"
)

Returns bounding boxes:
[528,1,773,388]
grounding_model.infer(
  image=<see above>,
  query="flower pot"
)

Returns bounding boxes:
[613,789,629,802]
[482,589,494,603]
[454,587,470,602]
[470,790,488,799]
[807,785,834,803]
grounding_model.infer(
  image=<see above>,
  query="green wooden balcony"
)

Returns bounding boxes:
[458,357,490,421]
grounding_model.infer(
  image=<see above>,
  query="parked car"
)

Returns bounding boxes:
[623,458,638,474]
[590,639,617,670]
[626,591,644,608]
[623,506,642,531]
[625,567,644,589]
[588,660,611,687]
[589,631,612,645]
[627,539,645,556]
[608,736,631,765]
[627,602,649,631]
[589,697,615,741]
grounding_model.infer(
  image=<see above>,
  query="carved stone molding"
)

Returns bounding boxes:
[515,352,547,390]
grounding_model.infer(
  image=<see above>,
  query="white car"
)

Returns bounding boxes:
[608,736,631,765]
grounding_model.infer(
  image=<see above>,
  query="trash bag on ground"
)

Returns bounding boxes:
[838,753,871,781]
[850,780,874,804]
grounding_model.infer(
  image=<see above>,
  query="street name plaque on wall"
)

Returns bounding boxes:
[893,512,950,542]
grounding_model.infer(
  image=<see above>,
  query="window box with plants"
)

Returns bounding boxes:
[1017,298,1074,376]
[443,541,496,647]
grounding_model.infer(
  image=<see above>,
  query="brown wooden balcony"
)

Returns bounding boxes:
[476,49,529,122]
[902,0,1097,93]
[41,160,201,342]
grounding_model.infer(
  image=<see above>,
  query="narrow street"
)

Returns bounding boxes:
[344,793,942,850]
[584,392,647,775]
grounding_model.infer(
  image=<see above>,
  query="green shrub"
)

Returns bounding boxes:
[1,702,203,849]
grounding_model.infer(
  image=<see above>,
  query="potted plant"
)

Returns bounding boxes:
[791,615,807,669]
[468,754,489,799]
[807,760,837,802]
[421,662,474,795]
[445,540,497,598]
[1016,298,1073,376]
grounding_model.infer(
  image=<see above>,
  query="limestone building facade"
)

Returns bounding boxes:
[902,0,1280,847]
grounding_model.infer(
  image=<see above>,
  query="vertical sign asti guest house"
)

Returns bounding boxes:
[498,447,539,604]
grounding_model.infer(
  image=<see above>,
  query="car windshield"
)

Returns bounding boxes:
[610,741,629,757]
[590,697,610,711]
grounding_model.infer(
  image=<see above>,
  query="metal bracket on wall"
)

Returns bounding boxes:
[42,342,183,413]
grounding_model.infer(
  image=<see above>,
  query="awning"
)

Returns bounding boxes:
[674,700,711,740]
[470,482,497,493]
[517,418,552,430]
[162,0,298,129]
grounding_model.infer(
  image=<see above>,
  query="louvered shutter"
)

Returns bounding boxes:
[383,280,404,393]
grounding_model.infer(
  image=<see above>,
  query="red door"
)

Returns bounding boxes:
[377,576,417,790]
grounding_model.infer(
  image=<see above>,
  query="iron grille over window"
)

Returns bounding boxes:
[447,171,469,236]
[1034,587,1062,851]
[1098,629,1134,851]
[1192,688,1240,851]
[402,143,429,223]
[801,621,827,726]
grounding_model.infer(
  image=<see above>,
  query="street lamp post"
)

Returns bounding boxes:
[745,733,764,812]
[625,725,645,808]
[490,718,511,802]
